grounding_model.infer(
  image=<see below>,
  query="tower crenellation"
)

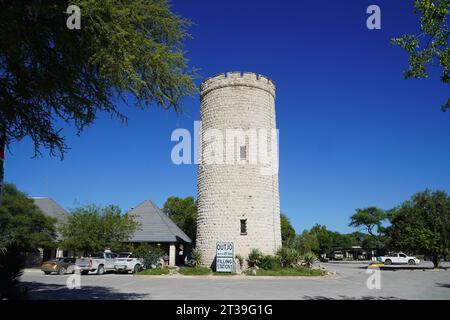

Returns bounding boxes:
[200,71,275,100]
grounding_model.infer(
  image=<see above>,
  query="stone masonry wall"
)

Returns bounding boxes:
[197,71,282,268]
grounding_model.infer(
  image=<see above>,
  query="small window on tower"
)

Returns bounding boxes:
[240,145,247,160]
[240,219,247,235]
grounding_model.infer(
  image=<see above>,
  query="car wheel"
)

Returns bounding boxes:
[133,264,141,274]
[44,271,51,275]
[408,259,415,265]
[97,265,105,275]
[81,270,89,275]
[58,267,66,275]
[384,259,392,265]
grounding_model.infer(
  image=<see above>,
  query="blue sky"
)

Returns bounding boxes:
[6,0,450,234]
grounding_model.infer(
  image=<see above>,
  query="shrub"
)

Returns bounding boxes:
[235,254,244,269]
[0,246,27,300]
[259,255,280,270]
[247,248,263,268]
[301,252,317,270]
[276,246,301,268]
[187,248,202,268]
[133,244,165,269]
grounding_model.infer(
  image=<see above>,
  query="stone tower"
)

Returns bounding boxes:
[196,71,282,268]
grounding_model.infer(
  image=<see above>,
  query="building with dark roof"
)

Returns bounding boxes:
[127,200,192,266]
[26,197,71,266]
[27,197,192,267]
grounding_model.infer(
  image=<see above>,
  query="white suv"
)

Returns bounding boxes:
[114,252,143,274]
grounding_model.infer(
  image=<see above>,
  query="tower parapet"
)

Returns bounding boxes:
[200,71,276,100]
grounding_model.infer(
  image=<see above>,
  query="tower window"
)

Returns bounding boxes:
[240,146,247,160]
[240,219,247,235]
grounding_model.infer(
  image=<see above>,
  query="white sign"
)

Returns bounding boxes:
[216,242,234,258]
[216,242,234,272]
[216,257,234,272]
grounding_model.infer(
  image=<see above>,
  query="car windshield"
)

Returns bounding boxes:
[90,252,104,258]
[117,253,131,258]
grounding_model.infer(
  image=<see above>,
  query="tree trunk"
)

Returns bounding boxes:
[0,126,5,205]
[432,254,440,268]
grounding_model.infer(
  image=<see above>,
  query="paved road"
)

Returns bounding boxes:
[19,262,450,300]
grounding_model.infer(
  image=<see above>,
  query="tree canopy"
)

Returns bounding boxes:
[392,0,449,111]
[385,189,450,267]
[0,183,57,251]
[349,207,387,245]
[162,196,197,244]
[280,213,296,246]
[0,0,196,158]
[59,204,140,253]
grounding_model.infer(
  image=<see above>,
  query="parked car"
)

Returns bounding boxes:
[333,251,344,260]
[378,252,420,265]
[114,252,144,274]
[41,257,76,275]
[76,251,118,275]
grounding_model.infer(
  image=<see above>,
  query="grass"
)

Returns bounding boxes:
[212,272,237,276]
[245,267,324,276]
[178,267,212,275]
[136,268,170,275]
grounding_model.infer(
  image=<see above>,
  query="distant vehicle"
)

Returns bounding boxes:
[378,252,420,265]
[41,257,76,275]
[114,252,143,274]
[76,251,118,275]
[333,251,344,260]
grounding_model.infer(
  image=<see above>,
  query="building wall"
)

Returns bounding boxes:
[196,72,282,267]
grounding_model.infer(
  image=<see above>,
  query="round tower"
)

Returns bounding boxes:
[196,71,282,268]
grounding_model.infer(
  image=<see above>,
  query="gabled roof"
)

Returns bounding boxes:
[31,197,68,224]
[128,200,191,243]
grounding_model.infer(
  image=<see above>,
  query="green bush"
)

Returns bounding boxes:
[133,244,165,269]
[259,255,280,270]
[187,248,202,268]
[276,246,301,268]
[301,252,317,269]
[245,267,324,277]
[0,246,27,300]
[247,248,263,268]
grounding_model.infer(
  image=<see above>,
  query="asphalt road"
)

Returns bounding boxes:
[19,262,450,300]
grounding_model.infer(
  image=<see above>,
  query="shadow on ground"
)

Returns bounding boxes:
[303,295,402,300]
[19,281,147,300]
[435,283,450,288]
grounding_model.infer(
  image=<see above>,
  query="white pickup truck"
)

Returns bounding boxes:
[114,252,144,274]
[378,252,420,265]
[76,251,118,275]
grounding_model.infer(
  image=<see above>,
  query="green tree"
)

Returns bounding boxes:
[0,0,197,202]
[331,232,357,250]
[391,0,449,111]
[0,183,56,300]
[295,230,319,255]
[349,207,387,245]
[0,183,57,251]
[280,213,296,246]
[59,204,139,253]
[386,190,450,268]
[163,196,197,244]
[133,243,165,269]
[309,224,334,255]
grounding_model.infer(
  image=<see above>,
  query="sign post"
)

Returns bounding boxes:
[216,242,234,272]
